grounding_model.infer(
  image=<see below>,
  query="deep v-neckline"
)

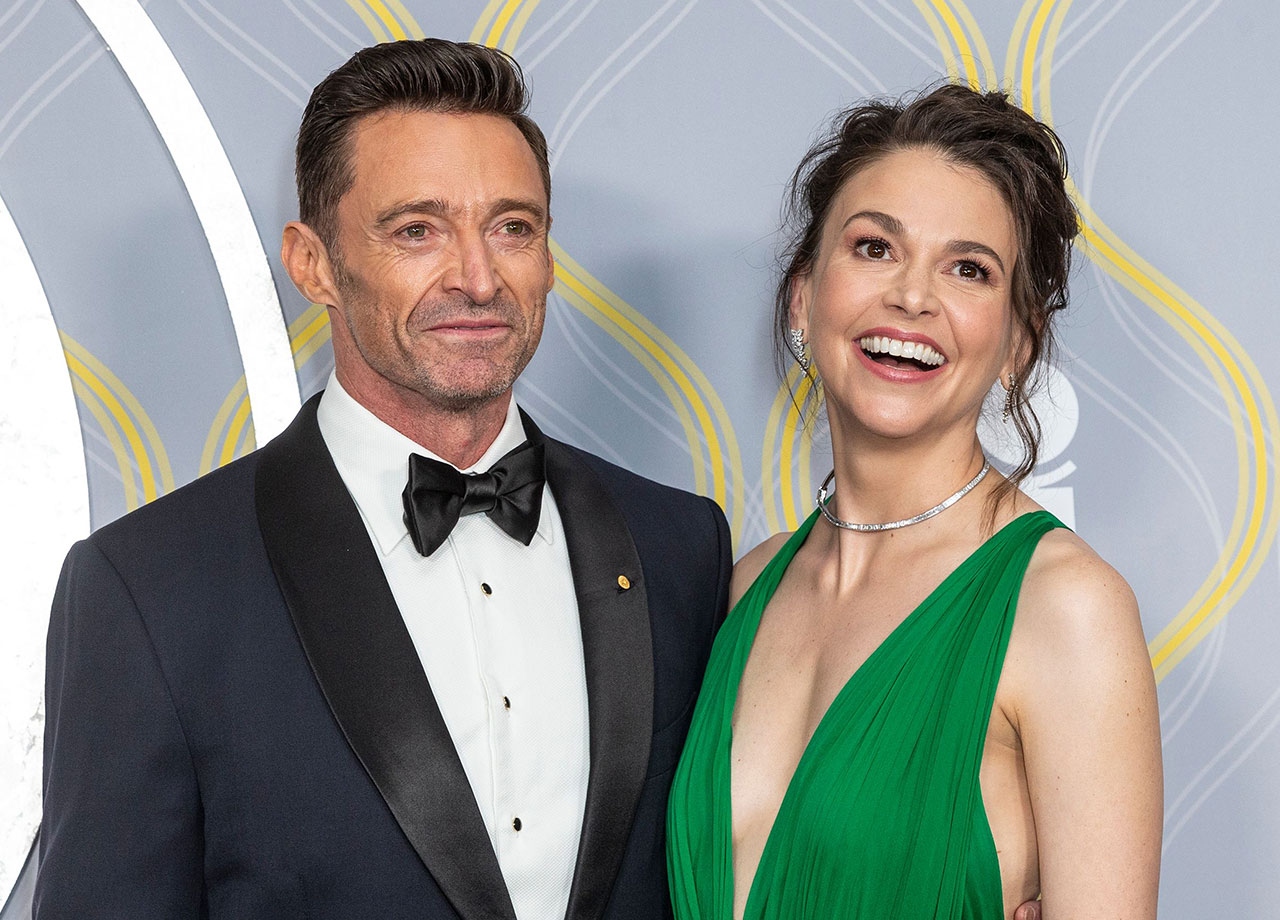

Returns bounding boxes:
[725,510,1045,920]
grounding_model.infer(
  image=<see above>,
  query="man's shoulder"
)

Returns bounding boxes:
[557,441,717,515]
[87,449,264,559]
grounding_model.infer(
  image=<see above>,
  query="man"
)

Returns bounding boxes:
[36,40,730,919]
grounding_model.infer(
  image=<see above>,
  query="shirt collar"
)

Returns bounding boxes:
[315,372,553,556]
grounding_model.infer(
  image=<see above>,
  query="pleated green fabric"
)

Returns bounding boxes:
[667,509,1064,920]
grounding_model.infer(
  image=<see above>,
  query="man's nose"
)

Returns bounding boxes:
[443,231,498,304]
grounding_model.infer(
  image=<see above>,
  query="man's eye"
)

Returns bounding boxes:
[402,224,427,239]
[501,220,531,235]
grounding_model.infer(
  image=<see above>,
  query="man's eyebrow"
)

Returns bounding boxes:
[946,238,1006,274]
[372,196,548,228]
[373,198,449,227]
[488,197,548,226]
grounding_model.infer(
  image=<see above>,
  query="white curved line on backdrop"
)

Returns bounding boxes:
[1081,0,1222,197]
[1052,0,1130,75]
[0,0,49,59]
[848,1,937,70]
[0,190,90,897]
[752,0,884,97]
[74,0,300,440]
[547,293,693,454]
[523,0,604,70]
[547,0,698,173]
[1163,677,1280,850]
[176,0,310,105]
[0,35,102,161]
[283,0,359,58]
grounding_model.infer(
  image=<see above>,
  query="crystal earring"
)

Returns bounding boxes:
[788,328,810,370]
[1002,373,1018,423]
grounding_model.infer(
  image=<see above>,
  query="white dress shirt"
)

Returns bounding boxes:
[316,373,590,920]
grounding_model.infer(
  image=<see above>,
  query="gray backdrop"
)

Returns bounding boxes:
[1,0,1274,915]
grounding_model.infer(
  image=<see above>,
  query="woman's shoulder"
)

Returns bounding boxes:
[1000,512,1150,719]
[728,531,794,607]
[1018,522,1140,639]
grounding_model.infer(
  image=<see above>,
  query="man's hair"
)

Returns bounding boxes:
[296,38,550,250]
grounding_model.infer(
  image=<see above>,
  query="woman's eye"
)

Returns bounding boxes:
[953,260,988,280]
[856,239,890,260]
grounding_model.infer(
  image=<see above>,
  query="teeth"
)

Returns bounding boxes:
[858,335,946,366]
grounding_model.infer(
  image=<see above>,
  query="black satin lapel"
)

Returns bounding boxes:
[255,396,516,920]
[543,437,654,920]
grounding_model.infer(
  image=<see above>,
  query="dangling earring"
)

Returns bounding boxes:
[788,328,810,370]
[1002,373,1018,423]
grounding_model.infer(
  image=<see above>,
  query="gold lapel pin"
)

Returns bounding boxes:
[617,574,631,590]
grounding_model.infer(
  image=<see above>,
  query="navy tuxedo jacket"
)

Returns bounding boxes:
[36,395,732,919]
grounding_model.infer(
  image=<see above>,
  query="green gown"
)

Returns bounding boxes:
[666,509,1065,920]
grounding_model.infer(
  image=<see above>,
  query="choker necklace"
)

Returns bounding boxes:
[815,458,991,533]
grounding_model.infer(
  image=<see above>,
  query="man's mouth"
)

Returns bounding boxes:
[857,334,947,373]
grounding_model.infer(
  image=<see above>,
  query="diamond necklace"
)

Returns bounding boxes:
[815,458,991,533]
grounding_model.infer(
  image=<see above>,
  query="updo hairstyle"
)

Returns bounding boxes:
[775,83,1079,503]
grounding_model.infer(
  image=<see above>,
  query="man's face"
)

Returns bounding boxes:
[326,110,553,414]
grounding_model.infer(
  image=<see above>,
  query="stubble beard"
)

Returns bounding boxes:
[334,263,544,414]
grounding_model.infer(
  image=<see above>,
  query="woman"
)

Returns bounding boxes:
[667,85,1162,919]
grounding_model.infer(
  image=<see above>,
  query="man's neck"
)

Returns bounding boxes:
[334,368,511,469]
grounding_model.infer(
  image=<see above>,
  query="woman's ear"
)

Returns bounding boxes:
[787,272,811,334]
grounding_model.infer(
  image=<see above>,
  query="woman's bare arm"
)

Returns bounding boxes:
[1010,532,1162,918]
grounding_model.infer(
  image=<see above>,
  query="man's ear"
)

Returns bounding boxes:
[281,221,340,308]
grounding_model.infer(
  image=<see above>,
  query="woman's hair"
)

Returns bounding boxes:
[775,83,1079,506]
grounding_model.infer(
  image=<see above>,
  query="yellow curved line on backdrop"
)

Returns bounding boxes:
[1012,0,1280,679]
[763,367,822,533]
[503,0,544,52]
[911,0,960,83]
[927,0,982,88]
[1003,0,1038,91]
[461,5,748,546]
[345,0,390,43]
[762,376,792,534]
[360,0,408,41]
[779,374,818,531]
[470,0,509,44]
[382,0,424,38]
[486,0,527,48]
[947,0,997,88]
[202,376,248,474]
[62,333,173,496]
[553,248,723,498]
[221,397,254,468]
[69,375,139,511]
[554,278,706,493]
[201,305,333,474]
[64,351,157,503]
[762,369,799,533]
[291,309,333,369]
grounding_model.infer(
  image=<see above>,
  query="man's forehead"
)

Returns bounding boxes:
[337,109,547,225]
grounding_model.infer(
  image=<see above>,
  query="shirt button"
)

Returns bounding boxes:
[503,696,511,710]
[512,817,522,832]
[481,582,492,596]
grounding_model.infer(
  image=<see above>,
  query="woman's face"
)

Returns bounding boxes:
[790,146,1020,446]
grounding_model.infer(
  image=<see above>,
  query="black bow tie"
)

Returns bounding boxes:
[402,438,546,557]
